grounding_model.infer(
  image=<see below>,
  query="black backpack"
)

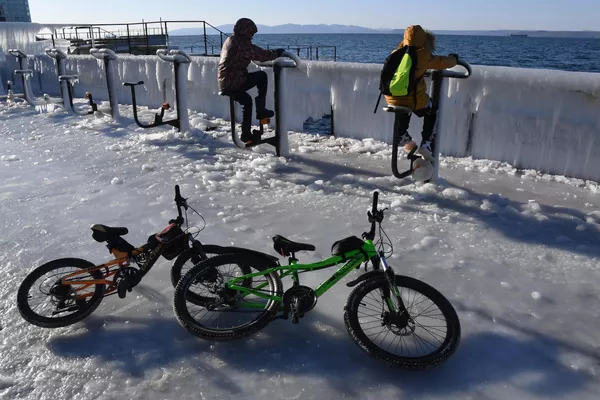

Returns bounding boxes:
[374,45,419,112]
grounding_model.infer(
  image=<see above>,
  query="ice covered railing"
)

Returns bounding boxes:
[0,23,70,55]
[439,67,600,181]
[3,53,600,182]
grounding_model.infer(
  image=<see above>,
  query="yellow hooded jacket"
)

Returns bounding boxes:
[384,25,457,111]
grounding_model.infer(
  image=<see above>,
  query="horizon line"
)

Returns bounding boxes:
[22,21,599,33]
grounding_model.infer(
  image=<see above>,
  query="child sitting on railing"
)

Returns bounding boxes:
[383,25,458,161]
[218,18,285,142]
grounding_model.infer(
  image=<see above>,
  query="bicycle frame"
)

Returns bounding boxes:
[60,241,164,299]
[227,240,379,306]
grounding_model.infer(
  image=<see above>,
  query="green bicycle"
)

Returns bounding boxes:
[173,192,460,370]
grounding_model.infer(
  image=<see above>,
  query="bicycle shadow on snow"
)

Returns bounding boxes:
[46,307,590,399]
[46,313,243,394]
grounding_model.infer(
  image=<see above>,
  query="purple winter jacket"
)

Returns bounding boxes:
[217,18,278,92]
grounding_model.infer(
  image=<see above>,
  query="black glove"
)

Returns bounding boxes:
[449,53,459,61]
[275,48,286,57]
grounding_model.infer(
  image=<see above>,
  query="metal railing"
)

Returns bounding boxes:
[265,45,337,61]
[36,20,230,56]
[35,20,338,61]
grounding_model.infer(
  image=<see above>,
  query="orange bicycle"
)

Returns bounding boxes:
[17,185,229,328]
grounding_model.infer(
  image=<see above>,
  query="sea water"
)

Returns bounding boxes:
[170,33,600,73]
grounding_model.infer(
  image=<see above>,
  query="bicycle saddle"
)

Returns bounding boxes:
[90,224,129,242]
[273,235,315,257]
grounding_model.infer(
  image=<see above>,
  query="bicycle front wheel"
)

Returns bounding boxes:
[174,253,283,341]
[344,274,460,370]
[170,245,230,289]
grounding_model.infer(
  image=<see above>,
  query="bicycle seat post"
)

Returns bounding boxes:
[290,253,300,286]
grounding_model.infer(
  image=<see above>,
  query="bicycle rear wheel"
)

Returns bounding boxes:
[173,253,282,341]
[344,274,460,370]
[17,258,106,328]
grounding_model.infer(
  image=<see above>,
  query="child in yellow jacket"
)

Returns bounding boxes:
[385,25,458,161]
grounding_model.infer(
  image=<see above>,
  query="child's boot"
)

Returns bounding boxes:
[255,96,274,119]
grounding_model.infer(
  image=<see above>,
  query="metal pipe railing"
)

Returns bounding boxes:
[45,20,337,61]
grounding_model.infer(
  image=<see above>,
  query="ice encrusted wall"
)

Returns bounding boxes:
[0,23,69,55]
[2,50,600,181]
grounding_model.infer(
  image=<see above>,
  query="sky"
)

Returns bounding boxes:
[27,0,599,31]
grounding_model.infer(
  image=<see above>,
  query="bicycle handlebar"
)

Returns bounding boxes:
[172,184,192,227]
[363,191,382,241]
[371,191,379,215]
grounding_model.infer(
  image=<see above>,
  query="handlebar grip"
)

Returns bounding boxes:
[372,191,379,213]
[175,185,183,218]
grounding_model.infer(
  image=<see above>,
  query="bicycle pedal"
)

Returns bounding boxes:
[116,279,128,299]
[259,118,270,125]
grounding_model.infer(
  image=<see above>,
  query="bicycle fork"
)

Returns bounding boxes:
[379,253,411,328]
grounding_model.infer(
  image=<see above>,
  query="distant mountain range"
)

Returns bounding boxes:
[169,24,600,39]
[171,24,383,35]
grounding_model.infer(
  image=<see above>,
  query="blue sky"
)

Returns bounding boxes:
[29,0,599,31]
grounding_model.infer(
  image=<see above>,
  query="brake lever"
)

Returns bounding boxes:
[368,209,385,224]
[169,216,185,226]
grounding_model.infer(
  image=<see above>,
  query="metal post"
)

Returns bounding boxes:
[127,24,132,54]
[316,47,319,60]
[174,59,181,127]
[274,65,282,157]
[165,22,169,50]
[334,47,337,61]
[203,22,208,55]
[171,56,190,132]
[430,70,443,181]
[330,104,335,136]
[144,22,149,55]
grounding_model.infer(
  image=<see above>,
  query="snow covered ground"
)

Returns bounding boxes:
[1,101,600,400]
